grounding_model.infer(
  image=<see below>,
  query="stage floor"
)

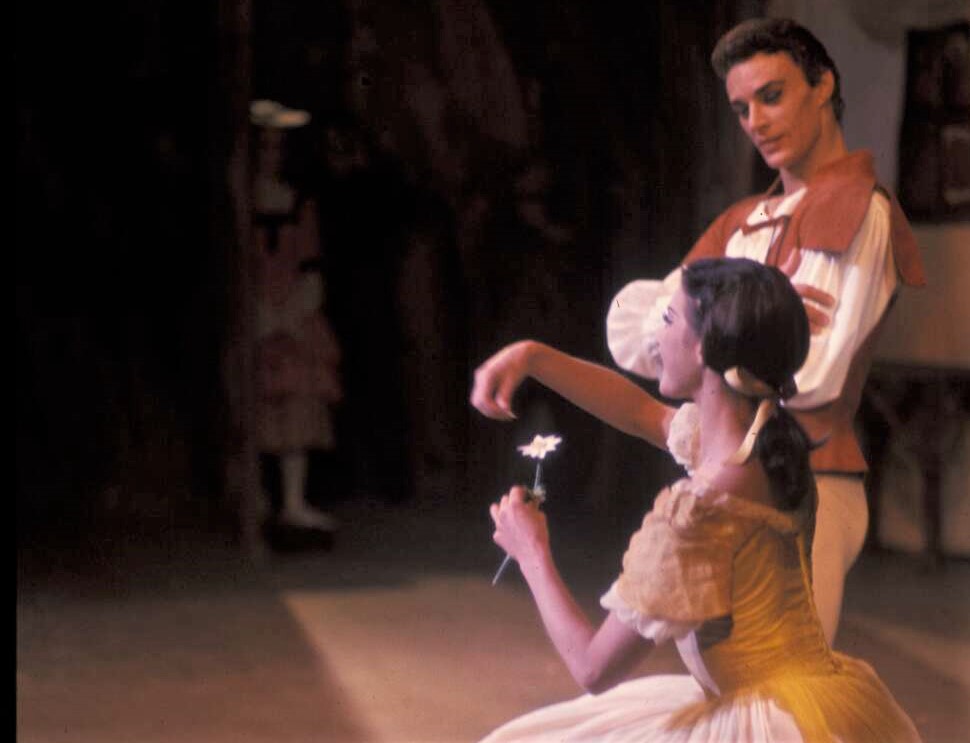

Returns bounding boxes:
[18,491,970,742]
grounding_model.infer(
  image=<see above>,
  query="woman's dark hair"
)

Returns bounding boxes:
[682,257,814,511]
[711,17,844,122]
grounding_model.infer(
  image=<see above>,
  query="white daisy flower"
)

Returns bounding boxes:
[517,434,563,460]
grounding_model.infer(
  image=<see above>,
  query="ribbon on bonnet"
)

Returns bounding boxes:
[724,366,797,465]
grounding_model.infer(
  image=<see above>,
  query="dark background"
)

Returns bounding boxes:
[16,0,767,556]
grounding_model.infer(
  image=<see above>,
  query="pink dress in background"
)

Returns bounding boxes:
[255,177,342,454]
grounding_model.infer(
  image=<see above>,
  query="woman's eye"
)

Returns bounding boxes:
[662,307,673,325]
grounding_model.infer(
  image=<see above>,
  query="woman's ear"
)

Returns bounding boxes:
[692,337,704,366]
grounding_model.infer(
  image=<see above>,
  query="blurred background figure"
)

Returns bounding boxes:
[250,100,343,546]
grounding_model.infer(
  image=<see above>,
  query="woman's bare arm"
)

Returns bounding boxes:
[491,487,653,693]
[471,340,675,449]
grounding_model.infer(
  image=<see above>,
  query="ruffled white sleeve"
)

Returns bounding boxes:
[606,267,683,379]
[600,583,699,644]
[786,193,897,410]
[666,403,700,475]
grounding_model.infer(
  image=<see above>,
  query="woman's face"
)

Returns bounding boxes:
[658,286,704,400]
[725,52,833,177]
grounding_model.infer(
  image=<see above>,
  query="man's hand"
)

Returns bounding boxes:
[780,250,836,335]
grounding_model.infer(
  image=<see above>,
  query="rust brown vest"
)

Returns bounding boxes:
[684,151,926,473]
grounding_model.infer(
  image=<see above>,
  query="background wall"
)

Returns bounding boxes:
[15,1,762,552]
[878,224,970,367]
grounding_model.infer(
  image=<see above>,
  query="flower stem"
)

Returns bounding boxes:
[492,554,513,585]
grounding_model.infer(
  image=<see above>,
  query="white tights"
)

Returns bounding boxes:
[811,474,869,645]
[278,451,337,530]
[281,451,309,515]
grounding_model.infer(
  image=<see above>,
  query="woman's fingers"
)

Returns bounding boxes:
[490,487,530,525]
[471,365,516,420]
[792,283,836,334]
[780,249,801,278]
[491,487,529,554]
[793,282,836,308]
[470,344,530,421]
[780,253,836,334]
[494,377,518,418]
[802,303,830,334]
[508,486,527,504]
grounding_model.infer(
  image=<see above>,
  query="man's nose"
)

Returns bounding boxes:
[748,103,771,134]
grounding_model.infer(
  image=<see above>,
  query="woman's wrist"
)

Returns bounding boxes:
[516,339,541,370]
[520,339,552,377]
[517,540,554,583]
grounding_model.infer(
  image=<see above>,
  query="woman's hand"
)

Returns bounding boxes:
[470,341,534,420]
[489,486,549,568]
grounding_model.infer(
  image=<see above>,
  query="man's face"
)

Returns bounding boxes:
[725,52,831,176]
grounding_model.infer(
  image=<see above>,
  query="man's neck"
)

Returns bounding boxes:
[780,119,847,193]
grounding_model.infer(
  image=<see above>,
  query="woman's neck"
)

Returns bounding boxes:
[693,372,751,468]
[691,370,773,504]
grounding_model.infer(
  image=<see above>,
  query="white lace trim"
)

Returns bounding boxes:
[666,403,701,475]
[600,583,699,644]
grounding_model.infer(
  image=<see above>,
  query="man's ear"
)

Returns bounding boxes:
[815,69,835,110]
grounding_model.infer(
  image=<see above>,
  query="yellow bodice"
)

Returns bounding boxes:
[700,526,835,694]
[612,478,920,742]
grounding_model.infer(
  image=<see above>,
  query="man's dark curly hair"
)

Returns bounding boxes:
[711,18,844,122]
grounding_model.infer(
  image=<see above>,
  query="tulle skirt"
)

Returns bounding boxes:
[480,674,805,743]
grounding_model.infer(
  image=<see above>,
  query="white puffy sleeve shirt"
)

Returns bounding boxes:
[606,189,897,411]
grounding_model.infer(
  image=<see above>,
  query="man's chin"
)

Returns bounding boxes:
[760,147,796,173]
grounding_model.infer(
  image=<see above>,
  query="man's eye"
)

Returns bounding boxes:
[762,89,781,104]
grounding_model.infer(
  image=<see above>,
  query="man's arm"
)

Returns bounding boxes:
[787,192,897,410]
